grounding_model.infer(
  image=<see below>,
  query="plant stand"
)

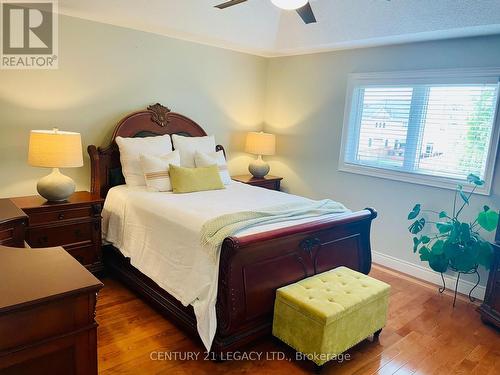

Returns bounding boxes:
[439,266,480,307]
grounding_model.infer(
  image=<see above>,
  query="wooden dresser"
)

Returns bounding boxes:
[0,199,27,247]
[479,215,500,329]
[11,192,104,273]
[0,246,103,374]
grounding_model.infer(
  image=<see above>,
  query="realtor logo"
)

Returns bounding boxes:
[1,0,58,69]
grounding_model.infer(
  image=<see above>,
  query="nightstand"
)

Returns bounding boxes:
[10,191,104,273]
[0,199,27,247]
[232,174,283,191]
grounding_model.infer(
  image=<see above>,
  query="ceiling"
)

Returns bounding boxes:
[59,0,500,57]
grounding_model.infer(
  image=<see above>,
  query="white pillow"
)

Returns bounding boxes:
[139,150,180,192]
[194,150,231,185]
[172,134,216,168]
[116,134,172,186]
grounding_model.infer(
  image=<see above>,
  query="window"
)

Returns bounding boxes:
[339,69,500,194]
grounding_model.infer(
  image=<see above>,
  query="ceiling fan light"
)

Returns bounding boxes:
[270,0,308,11]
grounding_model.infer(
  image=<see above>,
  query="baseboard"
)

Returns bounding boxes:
[372,251,486,300]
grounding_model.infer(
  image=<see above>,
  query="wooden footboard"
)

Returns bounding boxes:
[104,208,377,355]
[212,208,376,353]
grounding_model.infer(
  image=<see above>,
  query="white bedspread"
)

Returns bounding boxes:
[102,182,343,350]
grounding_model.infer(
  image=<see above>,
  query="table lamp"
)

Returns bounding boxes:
[245,131,276,178]
[28,128,83,202]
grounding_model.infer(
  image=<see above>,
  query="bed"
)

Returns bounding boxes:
[88,103,377,356]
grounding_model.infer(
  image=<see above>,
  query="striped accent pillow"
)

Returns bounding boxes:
[194,150,231,185]
[139,150,180,192]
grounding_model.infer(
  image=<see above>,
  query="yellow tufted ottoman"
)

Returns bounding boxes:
[272,266,390,367]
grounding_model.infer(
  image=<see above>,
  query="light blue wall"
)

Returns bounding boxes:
[0,15,267,197]
[265,35,500,286]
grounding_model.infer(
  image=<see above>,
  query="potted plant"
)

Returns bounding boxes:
[407,174,499,306]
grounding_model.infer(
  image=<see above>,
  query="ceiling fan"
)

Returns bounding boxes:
[214,0,317,24]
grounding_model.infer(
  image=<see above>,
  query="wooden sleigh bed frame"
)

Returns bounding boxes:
[88,103,377,356]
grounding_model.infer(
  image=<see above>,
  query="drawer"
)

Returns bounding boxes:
[27,206,94,226]
[67,245,99,266]
[0,294,92,351]
[491,288,500,313]
[253,181,279,190]
[27,221,97,248]
[0,227,14,243]
[0,219,26,247]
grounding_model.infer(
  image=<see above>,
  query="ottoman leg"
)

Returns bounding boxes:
[211,352,224,362]
[314,364,323,374]
[373,328,383,341]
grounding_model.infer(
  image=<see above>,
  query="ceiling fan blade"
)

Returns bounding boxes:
[214,0,248,9]
[296,2,316,24]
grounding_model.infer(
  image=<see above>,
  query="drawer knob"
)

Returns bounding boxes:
[58,213,65,220]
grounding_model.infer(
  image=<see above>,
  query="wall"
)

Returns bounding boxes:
[265,35,500,290]
[0,15,498,291]
[0,15,267,197]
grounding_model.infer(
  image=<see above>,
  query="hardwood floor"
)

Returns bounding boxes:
[96,265,500,374]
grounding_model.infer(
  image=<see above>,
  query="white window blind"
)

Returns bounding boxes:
[340,69,500,194]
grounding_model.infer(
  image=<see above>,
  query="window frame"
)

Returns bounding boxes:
[338,68,500,195]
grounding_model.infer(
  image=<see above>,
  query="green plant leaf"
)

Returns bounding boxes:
[408,204,421,220]
[443,240,459,258]
[449,221,462,242]
[428,253,449,273]
[459,189,469,205]
[439,211,448,218]
[409,218,426,234]
[407,177,494,274]
[460,223,471,242]
[467,173,484,186]
[477,210,499,232]
[413,237,420,253]
[436,222,452,234]
[419,246,431,261]
[451,244,478,272]
[420,235,431,244]
[431,240,444,255]
[452,255,476,273]
[476,241,493,269]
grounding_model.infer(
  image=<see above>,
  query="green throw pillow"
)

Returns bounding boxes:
[169,164,225,193]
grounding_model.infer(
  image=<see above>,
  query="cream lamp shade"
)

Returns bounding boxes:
[28,128,83,202]
[245,131,276,178]
[245,131,276,156]
[28,129,83,168]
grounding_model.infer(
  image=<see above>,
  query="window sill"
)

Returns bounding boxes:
[338,162,492,196]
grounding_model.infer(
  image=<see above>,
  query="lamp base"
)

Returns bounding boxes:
[248,155,270,178]
[37,168,76,202]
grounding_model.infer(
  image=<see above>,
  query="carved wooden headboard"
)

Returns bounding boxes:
[88,103,225,198]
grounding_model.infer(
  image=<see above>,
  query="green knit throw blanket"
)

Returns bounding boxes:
[200,199,349,260]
